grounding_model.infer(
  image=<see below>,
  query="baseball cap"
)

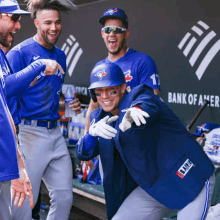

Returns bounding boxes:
[99,8,128,27]
[192,123,220,137]
[0,0,31,14]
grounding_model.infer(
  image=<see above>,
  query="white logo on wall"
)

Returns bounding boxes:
[178,21,220,80]
[61,35,83,77]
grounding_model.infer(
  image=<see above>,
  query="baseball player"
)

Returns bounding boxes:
[85,7,160,133]
[6,1,81,220]
[0,0,34,218]
[77,62,216,220]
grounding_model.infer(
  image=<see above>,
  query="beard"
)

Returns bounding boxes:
[108,38,126,55]
[40,29,61,47]
[0,32,12,48]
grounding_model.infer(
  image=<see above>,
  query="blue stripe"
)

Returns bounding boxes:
[201,180,210,220]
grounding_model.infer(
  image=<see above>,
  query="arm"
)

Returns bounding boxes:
[85,99,99,133]
[5,60,46,98]
[7,107,34,208]
[138,55,161,94]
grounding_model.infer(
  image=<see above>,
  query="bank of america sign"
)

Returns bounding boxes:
[178,21,220,80]
[61,35,83,77]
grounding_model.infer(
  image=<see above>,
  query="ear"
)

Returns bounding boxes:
[34,19,39,29]
[121,83,127,94]
[125,29,130,39]
[101,29,105,39]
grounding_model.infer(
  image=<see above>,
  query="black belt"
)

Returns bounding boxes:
[24,119,58,129]
[16,125,19,135]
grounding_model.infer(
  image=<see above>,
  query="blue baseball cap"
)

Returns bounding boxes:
[192,123,220,137]
[89,63,125,90]
[0,0,30,14]
[99,8,128,28]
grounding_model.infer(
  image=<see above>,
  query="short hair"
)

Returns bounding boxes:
[25,0,76,18]
[103,18,128,29]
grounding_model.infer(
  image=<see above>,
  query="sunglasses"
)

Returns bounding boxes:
[102,26,127,34]
[2,13,21,22]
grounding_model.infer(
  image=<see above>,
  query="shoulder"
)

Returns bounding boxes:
[130,84,154,97]
[129,49,156,64]
[54,46,66,57]
[12,37,35,52]
[94,59,106,67]
[90,109,102,121]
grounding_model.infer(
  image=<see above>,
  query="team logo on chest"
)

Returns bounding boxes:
[176,159,195,178]
[124,70,133,82]
[95,70,107,81]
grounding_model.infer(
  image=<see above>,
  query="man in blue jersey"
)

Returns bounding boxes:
[0,0,34,218]
[77,62,215,220]
[85,7,160,172]
[6,1,81,219]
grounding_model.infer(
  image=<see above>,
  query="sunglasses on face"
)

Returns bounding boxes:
[2,13,21,22]
[102,26,127,34]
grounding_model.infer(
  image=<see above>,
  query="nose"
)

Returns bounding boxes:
[102,90,110,99]
[50,23,57,31]
[15,20,21,30]
[109,30,116,36]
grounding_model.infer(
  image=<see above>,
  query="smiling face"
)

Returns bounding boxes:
[0,12,21,48]
[95,83,126,115]
[101,19,130,61]
[34,9,61,49]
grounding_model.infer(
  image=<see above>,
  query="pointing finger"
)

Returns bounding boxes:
[57,63,64,74]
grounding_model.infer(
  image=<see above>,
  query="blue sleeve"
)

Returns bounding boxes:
[76,134,100,161]
[5,60,46,98]
[138,55,161,90]
[130,89,160,124]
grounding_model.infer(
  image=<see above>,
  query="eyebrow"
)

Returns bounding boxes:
[43,19,61,23]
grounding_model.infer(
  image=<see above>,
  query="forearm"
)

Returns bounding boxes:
[5,60,46,98]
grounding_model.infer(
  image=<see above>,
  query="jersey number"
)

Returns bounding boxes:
[150,74,160,85]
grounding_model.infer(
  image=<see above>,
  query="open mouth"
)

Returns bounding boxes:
[103,101,112,105]
[109,39,117,47]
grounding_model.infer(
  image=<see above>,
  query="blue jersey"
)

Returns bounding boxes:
[7,37,66,120]
[96,48,160,91]
[0,49,19,182]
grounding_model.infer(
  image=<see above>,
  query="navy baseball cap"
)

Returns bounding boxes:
[0,0,30,14]
[99,8,128,27]
[192,123,220,137]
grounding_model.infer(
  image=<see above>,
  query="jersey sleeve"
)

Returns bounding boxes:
[137,55,161,90]
[7,48,24,73]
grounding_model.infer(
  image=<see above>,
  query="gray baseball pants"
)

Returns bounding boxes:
[11,120,73,220]
[112,173,215,220]
[0,181,11,220]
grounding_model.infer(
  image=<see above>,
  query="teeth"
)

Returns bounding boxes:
[104,101,111,104]
[109,40,116,42]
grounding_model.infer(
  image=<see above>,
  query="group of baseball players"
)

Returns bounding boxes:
[0,0,216,220]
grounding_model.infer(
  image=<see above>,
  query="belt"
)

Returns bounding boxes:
[15,125,19,135]
[24,119,58,129]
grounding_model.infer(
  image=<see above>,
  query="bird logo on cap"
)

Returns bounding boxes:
[95,70,107,81]
[107,8,118,15]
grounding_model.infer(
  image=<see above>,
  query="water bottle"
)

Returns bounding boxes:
[65,87,74,117]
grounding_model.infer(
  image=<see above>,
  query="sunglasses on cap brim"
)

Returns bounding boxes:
[102,26,127,34]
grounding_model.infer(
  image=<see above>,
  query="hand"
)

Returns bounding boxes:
[89,115,118,139]
[119,107,150,132]
[69,98,81,114]
[11,168,34,208]
[29,59,65,86]
[84,160,96,170]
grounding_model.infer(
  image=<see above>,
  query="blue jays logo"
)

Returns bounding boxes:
[95,70,107,81]
[107,8,118,15]
[124,70,133,82]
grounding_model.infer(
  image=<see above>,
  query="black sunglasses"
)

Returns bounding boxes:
[102,26,127,34]
[2,13,21,22]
